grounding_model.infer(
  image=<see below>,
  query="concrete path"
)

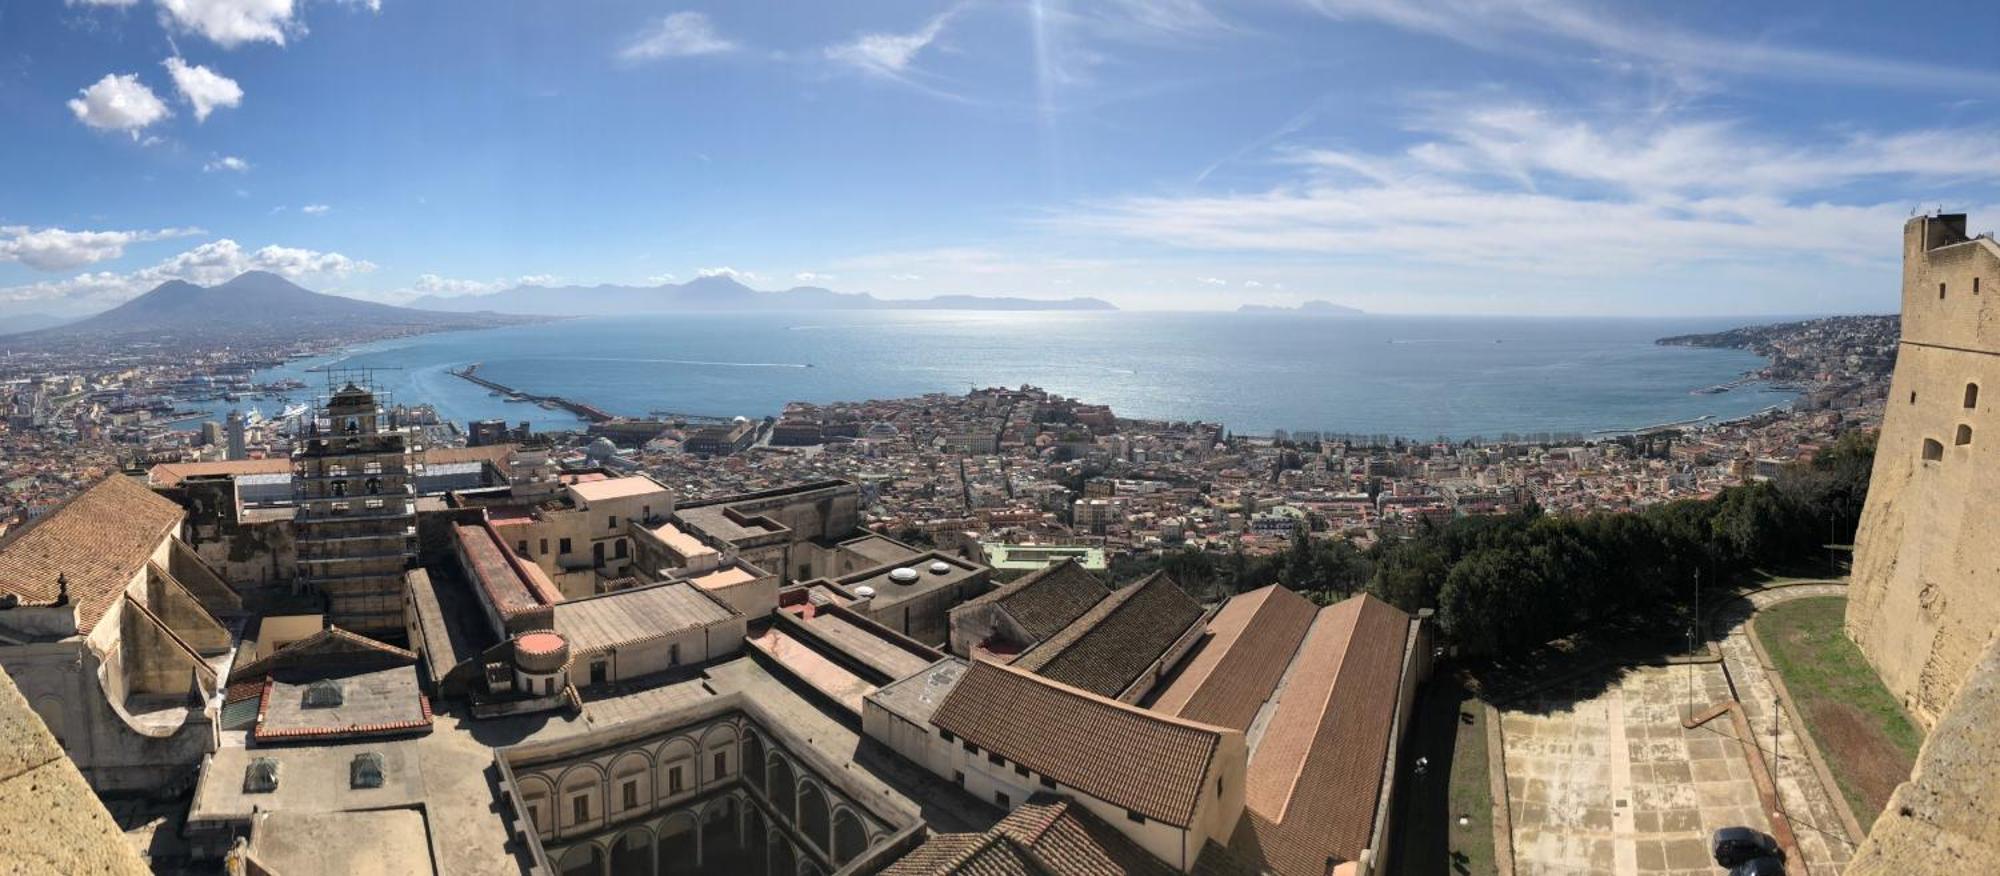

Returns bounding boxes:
[1709,583,1861,874]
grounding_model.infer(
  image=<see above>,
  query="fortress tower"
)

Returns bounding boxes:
[1844,213,2000,872]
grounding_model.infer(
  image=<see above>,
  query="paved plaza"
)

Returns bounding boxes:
[1497,583,1862,876]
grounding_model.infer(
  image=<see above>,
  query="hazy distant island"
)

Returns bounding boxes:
[1236,299,1365,315]
[409,274,1117,316]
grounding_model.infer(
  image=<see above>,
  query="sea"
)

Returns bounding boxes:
[202,312,1797,441]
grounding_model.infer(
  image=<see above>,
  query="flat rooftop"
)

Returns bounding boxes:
[841,553,983,612]
[675,504,785,544]
[565,475,667,504]
[255,666,432,743]
[867,657,968,728]
[645,520,717,559]
[245,809,434,876]
[834,533,922,567]
[687,565,756,591]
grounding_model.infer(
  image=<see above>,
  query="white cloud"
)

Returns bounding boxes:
[67,0,141,6]
[411,273,563,296]
[1242,280,1262,288]
[163,57,243,121]
[793,272,834,283]
[889,272,922,281]
[1054,102,2000,276]
[826,9,954,76]
[1,239,375,308]
[300,204,331,215]
[157,0,299,48]
[618,12,736,62]
[67,74,171,136]
[1197,276,1227,285]
[696,266,759,281]
[647,273,678,284]
[1302,0,2000,91]
[204,155,250,172]
[0,225,202,271]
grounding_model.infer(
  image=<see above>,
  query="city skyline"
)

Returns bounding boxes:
[5,1,2000,319]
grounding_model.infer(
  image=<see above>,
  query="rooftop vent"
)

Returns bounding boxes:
[244,757,279,793]
[302,679,344,708]
[928,561,952,575]
[888,567,919,585]
[351,752,384,789]
[854,585,877,598]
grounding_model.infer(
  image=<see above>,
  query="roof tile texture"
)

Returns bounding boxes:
[961,560,1110,643]
[932,659,1228,827]
[0,474,183,634]
[1149,584,1318,730]
[1010,571,1205,698]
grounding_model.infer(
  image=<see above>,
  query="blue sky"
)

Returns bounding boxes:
[3,0,1999,318]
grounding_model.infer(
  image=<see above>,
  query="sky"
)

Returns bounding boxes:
[3,0,2000,318]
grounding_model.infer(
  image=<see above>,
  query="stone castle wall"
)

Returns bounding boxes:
[1845,213,2000,730]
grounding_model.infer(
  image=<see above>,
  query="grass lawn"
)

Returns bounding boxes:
[1389,671,1498,876]
[1754,595,1922,820]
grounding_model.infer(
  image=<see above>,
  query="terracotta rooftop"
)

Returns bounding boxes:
[1232,593,1413,874]
[1010,571,1204,699]
[566,475,668,503]
[146,458,291,487]
[0,474,184,634]
[955,559,1109,644]
[932,659,1231,828]
[229,626,417,686]
[1147,584,1318,729]
[453,522,562,617]
[883,796,1176,876]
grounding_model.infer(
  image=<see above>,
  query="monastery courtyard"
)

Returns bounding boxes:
[1497,584,1861,876]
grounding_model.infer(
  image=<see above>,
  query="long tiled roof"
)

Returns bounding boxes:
[229,626,417,685]
[956,559,1109,643]
[1010,571,1203,698]
[1148,584,1318,729]
[0,474,184,634]
[1232,593,1412,874]
[883,797,1177,876]
[454,522,562,617]
[554,581,738,656]
[932,659,1229,827]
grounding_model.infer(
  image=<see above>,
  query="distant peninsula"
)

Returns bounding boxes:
[1236,299,1364,315]
[408,275,1117,316]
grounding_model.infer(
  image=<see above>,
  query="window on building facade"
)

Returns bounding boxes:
[961,741,976,754]
[669,765,685,794]
[953,771,964,787]
[622,780,638,809]
[986,752,1003,767]
[1013,764,1028,778]
[572,795,590,823]
[559,537,572,554]
[1039,776,1056,790]
[1126,810,1146,825]
[1923,438,1945,461]
[1940,282,1948,299]
[608,515,618,530]
[540,538,549,554]
[517,541,529,556]
[714,751,728,778]
[615,539,628,560]
[1967,383,1980,409]
[995,791,1010,807]
[1956,424,1973,446]
[939,729,955,743]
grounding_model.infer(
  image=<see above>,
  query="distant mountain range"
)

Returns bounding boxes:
[8,271,539,346]
[1236,300,1365,315]
[406,274,1117,315]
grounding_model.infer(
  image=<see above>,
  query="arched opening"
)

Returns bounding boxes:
[610,828,651,876]
[702,797,745,871]
[1966,383,1980,409]
[365,477,382,495]
[594,542,607,568]
[768,836,795,876]
[766,757,795,822]
[656,812,698,876]
[831,810,867,866]
[1956,424,1973,446]
[745,808,769,876]
[557,844,604,876]
[797,784,830,854]
[1923,438,1945,461]
[330,479,347,497]
[615,539,629,560]
[741,734,765,793]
